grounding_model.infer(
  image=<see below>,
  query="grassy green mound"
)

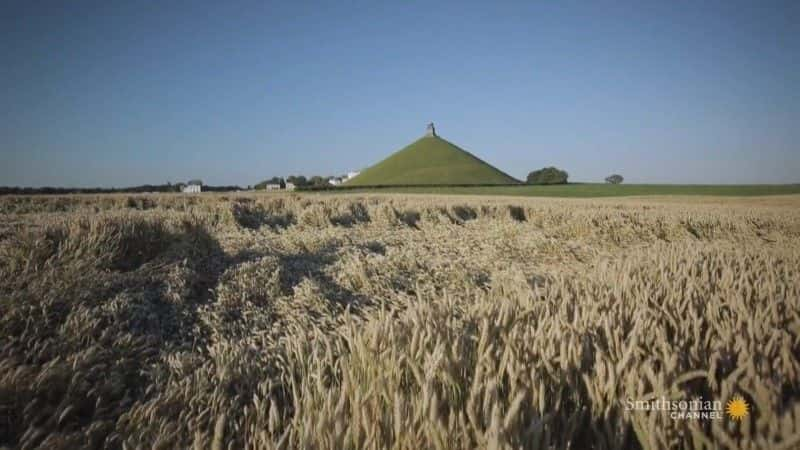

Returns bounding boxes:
[346,135,519,186]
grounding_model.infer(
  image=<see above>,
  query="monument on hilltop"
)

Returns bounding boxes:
[425,122,436,137]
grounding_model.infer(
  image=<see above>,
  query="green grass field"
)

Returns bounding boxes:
[334,183,800,197]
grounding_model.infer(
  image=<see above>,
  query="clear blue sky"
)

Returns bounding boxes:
[2,0,798,187]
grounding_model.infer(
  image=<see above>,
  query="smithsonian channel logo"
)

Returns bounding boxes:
[625,395,749,421]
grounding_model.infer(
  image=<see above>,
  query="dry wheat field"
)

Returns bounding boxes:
[0,193,799,450]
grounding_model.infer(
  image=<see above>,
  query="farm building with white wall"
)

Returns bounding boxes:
[182,180,203,193]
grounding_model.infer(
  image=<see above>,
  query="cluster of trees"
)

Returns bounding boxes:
[256,175,344,190]
[254,177,285,189]
[291,176,329,187]
[526,167,569,185]
[525,167,624,185]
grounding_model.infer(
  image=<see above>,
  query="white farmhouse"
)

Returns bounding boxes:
[182,180,202,193]
[284,182,296,191]
[329,178,342,186]
[265,184,281,190]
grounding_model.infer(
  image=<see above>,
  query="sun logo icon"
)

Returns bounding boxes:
[726,395,749,420]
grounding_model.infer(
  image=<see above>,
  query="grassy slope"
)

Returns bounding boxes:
[336,183,800,197]
[345,136,520,186]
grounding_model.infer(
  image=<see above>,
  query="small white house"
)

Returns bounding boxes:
[329,178,342,186]
[265,184,281,190]
[182,179,203,193]
[284,182,296,191]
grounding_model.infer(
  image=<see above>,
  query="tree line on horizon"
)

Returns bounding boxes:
[257,168,625,189]
[2,169,626,195]
[0,182,246,196]
[254,175,346,189]
[526,167,624,185]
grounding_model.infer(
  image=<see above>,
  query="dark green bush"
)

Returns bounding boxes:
[526,167,568,185]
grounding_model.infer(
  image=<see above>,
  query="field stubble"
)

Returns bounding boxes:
[0,193,798,449]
